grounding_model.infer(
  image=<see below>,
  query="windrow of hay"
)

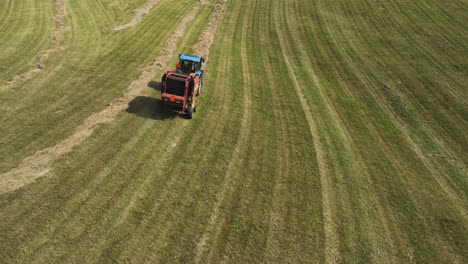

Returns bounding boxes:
[0,0,212,194]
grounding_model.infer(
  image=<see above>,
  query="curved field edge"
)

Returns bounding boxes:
[0,0,155,91]
[0,0,54,86]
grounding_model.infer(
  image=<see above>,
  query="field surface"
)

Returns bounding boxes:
[0,0,467,263]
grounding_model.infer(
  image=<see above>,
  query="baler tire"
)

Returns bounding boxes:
[187,106,193,119]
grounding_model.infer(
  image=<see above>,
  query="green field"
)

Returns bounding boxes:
[0,0,467,263]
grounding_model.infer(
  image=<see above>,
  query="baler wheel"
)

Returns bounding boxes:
[187,106,193,119]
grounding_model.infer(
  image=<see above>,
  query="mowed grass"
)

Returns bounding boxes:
[0,0,53,83]
[1,0,467,263]
[0,0,198,172]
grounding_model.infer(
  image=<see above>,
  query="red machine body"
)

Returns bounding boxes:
[161,69,201,119]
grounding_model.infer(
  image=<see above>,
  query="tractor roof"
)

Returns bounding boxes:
[179,54,201,62]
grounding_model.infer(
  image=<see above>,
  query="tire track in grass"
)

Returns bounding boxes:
[369,1,468,215]
[288,1,398,261]
[0,0,183,174]
[317,0,466,260]
[193,1,253,263]
[250,1,311,261]
[273,4,342,264]
[0,0,209,195]
[97,0,223,228]
[107,0,163,31]
[0,0,70,92]
[0,0,122,183]
[2,0,226,260]
[18,0,225,258]
[0,0,141,230]
[0,0,50,85]
[262,1,326,260]
[111,131,184,228]
[364,77,468,220]
[262,88,292,260]
[2,0,215,259]
[262,36,294,264]
[359,0,467,166]
[310,0,428,260]
[112,0,225,230]
[354,0,466,157]
[310,8,406,253]
[9,120,169,261]
[86,0,228,260]
[317,0,440,259]
[103,2,232,258]
[333,0,467,221]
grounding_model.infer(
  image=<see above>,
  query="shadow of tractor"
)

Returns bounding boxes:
[126,96,177,120]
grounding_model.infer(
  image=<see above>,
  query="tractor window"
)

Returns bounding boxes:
[166,78,185,96]
[180,60,200,73]
[182,60,193,73]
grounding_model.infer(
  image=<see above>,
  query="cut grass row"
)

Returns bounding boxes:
[1,0,231,261]
[0,0,53,84]
[0,0,201,172]
[292,0,467,262]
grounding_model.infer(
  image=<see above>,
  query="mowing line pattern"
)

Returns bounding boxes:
[192,1,246,261]
[109,0,163,31]
[112,0,226,236]
[0,0,70,92]
[275,12,341,264]
[0,0,209,194]
[0,0,466,263]
[324,0,467,220]
[278,1,400,261]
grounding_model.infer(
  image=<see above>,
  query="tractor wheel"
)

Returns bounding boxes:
[187,106,193,119]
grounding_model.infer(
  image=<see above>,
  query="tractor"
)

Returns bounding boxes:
[160,54,205,119]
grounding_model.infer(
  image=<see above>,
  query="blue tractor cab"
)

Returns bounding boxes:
[177,54,205,80]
